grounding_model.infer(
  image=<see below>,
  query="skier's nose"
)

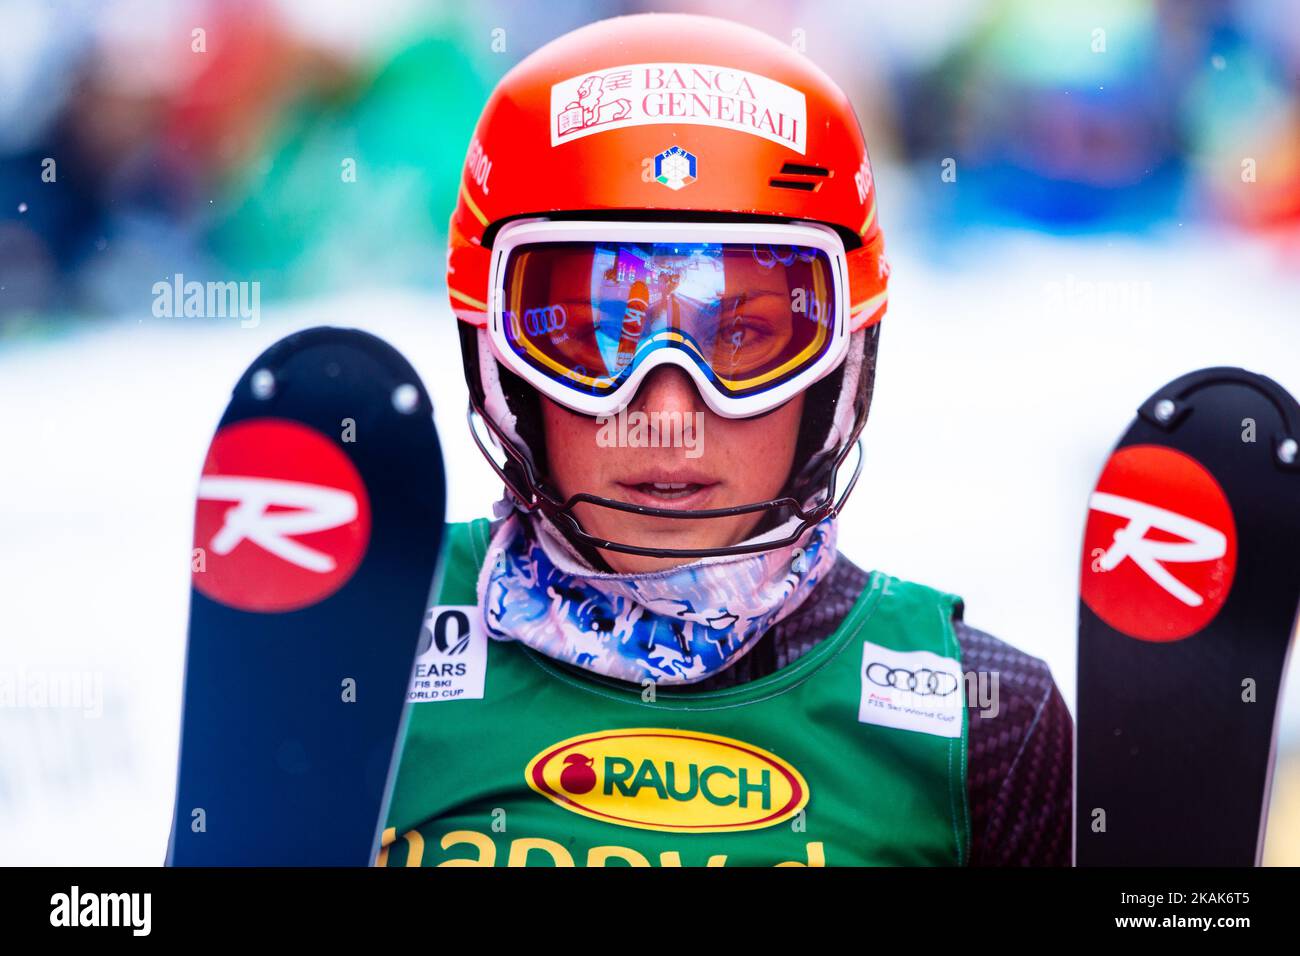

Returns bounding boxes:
[630,365,707,418]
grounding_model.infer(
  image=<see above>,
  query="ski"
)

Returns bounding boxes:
[1075,367,1300,865]
[167,327,446,866]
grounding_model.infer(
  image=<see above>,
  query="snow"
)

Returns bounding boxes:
[2,228,1298,864]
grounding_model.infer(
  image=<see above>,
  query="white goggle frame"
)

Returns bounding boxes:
[486,218,851,419]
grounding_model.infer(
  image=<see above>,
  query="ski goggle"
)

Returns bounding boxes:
[486,219,850,419]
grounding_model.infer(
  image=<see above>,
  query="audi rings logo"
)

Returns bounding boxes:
[521,304,567,336]
[864,662,960,696]
[857,642,966,738]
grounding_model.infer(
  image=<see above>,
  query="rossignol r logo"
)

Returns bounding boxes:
[198,477,358,573]
[1087,493,1227,607]
[192,419,371,613]
[1082,444,1237,642]
[526,729,808,832]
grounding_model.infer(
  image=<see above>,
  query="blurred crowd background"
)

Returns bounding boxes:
[2,0,1297,327]
[3,0,1300,865]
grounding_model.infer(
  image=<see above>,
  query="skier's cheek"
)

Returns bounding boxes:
[537,391,804,570]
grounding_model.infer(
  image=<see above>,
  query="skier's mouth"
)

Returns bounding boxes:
[615,477,719,509]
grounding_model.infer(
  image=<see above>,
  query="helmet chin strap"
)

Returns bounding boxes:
[528,498,812,575]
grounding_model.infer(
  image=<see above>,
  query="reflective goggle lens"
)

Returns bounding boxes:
[498,240,838,401]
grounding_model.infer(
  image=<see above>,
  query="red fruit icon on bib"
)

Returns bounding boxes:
[559,754,597,795]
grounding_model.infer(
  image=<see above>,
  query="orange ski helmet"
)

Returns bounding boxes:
[450,13,888,559]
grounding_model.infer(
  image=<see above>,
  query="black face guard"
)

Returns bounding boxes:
[463,382,868,560]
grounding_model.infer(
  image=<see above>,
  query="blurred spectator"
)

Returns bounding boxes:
[1,0,1296,325]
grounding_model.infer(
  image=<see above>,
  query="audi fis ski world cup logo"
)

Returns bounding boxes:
[192,419,371,613]
[525,729,808,832]
[1082,444,1238,642]
[856,642,964,738]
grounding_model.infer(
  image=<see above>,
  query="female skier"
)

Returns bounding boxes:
[379,12,1072,867]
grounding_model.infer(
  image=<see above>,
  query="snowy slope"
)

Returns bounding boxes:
[2,229,1297,864]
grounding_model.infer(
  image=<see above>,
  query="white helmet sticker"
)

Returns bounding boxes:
[550,62,807,154]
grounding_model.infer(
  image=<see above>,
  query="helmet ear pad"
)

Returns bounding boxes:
[459,320,551,492]
[500,363,553,495]
[788,322,879,500]
[681,323,879,537]
[462,323,613,568]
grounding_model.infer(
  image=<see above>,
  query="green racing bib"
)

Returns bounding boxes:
[380,519,970,867]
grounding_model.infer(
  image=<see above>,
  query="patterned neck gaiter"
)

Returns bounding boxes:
[475,511,839,686]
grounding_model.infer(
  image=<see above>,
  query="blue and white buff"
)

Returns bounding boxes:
[475,510,838,685]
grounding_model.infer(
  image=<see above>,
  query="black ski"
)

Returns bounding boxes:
[167,327,445,865]
[1075,367,1300,865]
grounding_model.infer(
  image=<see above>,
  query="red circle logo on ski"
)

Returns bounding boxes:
[192,419,371,613]
[1081,444,1237,642]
